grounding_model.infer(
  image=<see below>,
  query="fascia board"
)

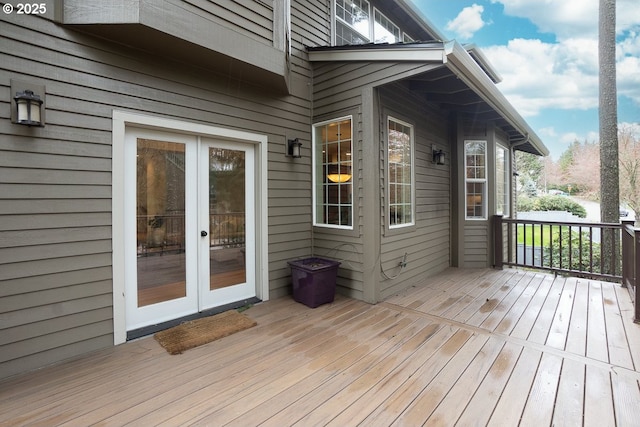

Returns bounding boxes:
[308,47,446,63]
[445,41,549,156]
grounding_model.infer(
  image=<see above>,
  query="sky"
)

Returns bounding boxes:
[410,0,640,159]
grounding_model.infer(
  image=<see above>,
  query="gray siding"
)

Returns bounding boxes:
[310,62,450,301]
[0,3,314,379]
[378,86,451,299]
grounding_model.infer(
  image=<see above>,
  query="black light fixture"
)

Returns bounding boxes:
[432,146,445,165]
[14,89,44,127]
[287,138,302,158]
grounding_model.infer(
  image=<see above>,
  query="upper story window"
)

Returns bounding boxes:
[465,140,487,219]
[335,0,371,45]
[388,117,414,228]
[496,144,510,217]
[374,9,401,43]
[313,117,353,229]
[334,1,404,46]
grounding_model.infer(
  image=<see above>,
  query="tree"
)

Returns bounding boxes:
[619,125,640,224]
[599,0,619,273]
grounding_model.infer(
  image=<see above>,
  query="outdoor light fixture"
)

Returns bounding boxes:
[432,146,445,165]
[11,80,45,127]
[14,89,44,126]
[287,138,302,158]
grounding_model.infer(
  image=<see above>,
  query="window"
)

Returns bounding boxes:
[335,0,370,45]
[374,9,401,43]
[465,140,487,219]
[388,117,414,228]
[334,1,406,46]
[496,144,510,217]
[313,117,353,228]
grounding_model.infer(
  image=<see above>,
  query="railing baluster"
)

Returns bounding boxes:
[589,226,594,274]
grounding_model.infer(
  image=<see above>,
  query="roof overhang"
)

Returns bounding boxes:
[308,41,549,157]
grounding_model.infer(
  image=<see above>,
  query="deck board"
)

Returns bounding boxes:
[1,268,639,426]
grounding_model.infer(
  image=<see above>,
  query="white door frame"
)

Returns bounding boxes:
[112,111,269,345]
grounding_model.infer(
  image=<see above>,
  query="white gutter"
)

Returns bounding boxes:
[307,45,446,63]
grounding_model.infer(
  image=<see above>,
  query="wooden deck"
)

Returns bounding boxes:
[2,268,640,426]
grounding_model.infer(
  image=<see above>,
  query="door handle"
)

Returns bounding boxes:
[201,230,208,237]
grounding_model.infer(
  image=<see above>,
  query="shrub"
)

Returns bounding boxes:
[518,195,586,218]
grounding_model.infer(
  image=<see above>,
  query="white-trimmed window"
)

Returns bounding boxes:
[313,117,353,229]
[465,140,487,219]
[374,9,401,43]
[388,117,414,228]
[334,1,405,46]
[496,144,510,217]
[335,0,371,45]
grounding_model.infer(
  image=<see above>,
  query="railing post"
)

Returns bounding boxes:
[635,227,640,323]
[493,215,504,269]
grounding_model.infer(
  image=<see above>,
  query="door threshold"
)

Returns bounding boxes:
[126,297,262,341]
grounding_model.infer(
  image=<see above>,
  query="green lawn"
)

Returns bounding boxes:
[516,224,561,246]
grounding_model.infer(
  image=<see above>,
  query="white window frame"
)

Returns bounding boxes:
[334,0,371,45]
[333,1,410,46]
[373,8,401,44]
[464,140,487,220]
[387,116,415,229]
[496,144,510,217]
[312,116,354,230]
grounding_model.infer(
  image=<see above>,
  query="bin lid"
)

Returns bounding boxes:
[287,257,341,271]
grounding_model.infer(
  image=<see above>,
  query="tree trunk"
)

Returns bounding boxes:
[599,0,619,274]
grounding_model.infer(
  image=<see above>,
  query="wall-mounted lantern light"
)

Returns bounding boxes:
[11,80,45,127]
[14,90,43,126]
[287,138,302,158]
[432,146,445,165]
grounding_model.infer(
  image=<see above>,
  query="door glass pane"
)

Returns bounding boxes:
[208,147,246,289]
[136,139,186,307]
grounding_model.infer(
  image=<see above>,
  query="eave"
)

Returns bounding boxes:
[308,41,549,157]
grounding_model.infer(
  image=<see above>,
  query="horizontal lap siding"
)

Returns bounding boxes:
[311,61,449,300]
[463,223,490,267]
[0,5,313,379]
[184,0,274,44]
[379,86,451,299]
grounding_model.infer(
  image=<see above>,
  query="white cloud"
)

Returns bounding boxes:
[483,38,599,116]
[482,29,640,117]
[491,0,638,40]
[446,4,486,40]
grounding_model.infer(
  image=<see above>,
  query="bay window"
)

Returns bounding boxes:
[496,144,510,217]
[388,117,414,228]
[465,140,487,219]
[313,117,353,228]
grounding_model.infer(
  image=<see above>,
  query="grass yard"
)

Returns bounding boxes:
[516,224,561,246]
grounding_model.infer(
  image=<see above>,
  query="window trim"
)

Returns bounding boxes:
[332,0,412,46]
[312,115,354,230]
[495,143,510,218]
[386,116,415,229]
[464,140,488,220]
[373,8,401,44]
[334,0,371,46]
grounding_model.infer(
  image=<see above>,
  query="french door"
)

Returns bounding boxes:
[124,128,255,331]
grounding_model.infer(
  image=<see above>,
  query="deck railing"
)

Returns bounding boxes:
[494,216,640,322]
[621,221,640,322]
[137,212,245,255]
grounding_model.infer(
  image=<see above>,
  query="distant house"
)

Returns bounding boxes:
[0,0,548,380]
